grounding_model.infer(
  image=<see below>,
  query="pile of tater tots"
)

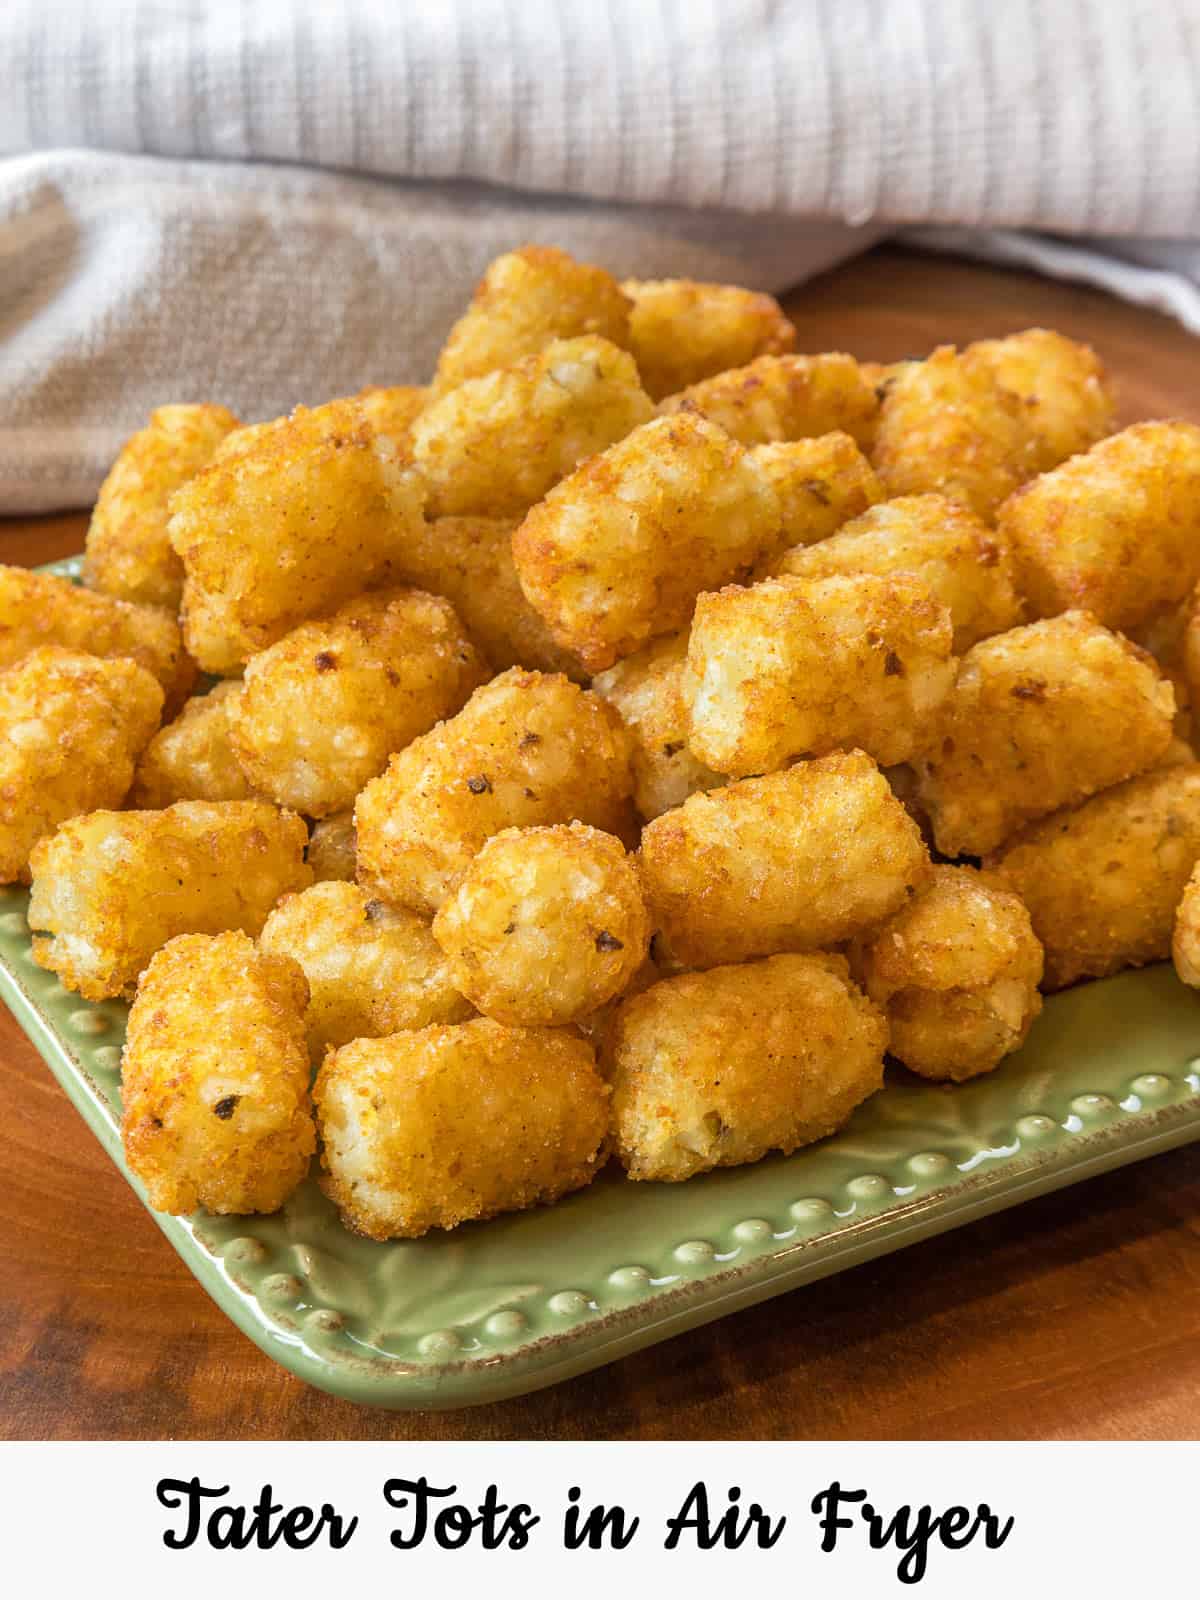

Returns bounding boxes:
[7,245,1200,1240]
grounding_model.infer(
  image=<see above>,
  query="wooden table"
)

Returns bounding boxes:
[2,246,1199,1441]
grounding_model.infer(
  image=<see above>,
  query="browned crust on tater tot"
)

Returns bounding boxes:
[915,611,1175,857]
[354,667,635,914]
[988,764,1200,990]
[639,750,930,969]
[431,245,632,397]
[621,278,796,401]
[0,647,163,882]
[314,1019,610,1238]
[684,571,956,776]
[121,931,314,1215]
[28,800,312,1000]
[85,403,240,610]
[658,351,879,449]
[512,412,780,672]
[852,864,1043,1081]
[769,493,1023,652]
[168,398,427,674]
[998,420,1200,632]
[228,587,487,817]
[606,952,887,1181]
[432,822,651,1026]
[413,336,652,517]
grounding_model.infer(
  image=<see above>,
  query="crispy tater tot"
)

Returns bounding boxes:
[387,515,583,678]
[988,765,1200,989]
[413,336,653,518]
[658,352,878,449]
[0,563,194,712]
[211,419,278,462]
[620,278,796,401]
[968,328,1114,471]
[314,1018,609,1238]
[260,880,472,1054]
[915,611,1175,857]
[768,494,1023,652]
[512,412,780,672]
[748,432,883,563]
[228,588,486,817]
[355,667,635,914]
[307,811,357,882]
[684,571,956,776]
[606,953,887,1182]
[860,359,921,402]
[168,398,427,674]
[639,751,930,969]
[1172,859,1200,987]
[0,648,162,883]
[431,245,632,397]
[84,403,240,609]
[121,931,314,1215]
[432,823,650,1025]
[28,800,312,1000]
[852,864,1043,1081]
[592,633,725,821]
[130,682,255,808]
[872,344,1038,519]
[356,384,428,446]
[997,421,1200,632]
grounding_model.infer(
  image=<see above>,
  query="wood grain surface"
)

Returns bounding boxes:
[2,245,1199,1441]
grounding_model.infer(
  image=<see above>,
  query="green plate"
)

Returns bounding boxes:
[7,560,1200,1410]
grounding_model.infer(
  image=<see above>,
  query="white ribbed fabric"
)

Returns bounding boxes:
[3,0,1199,510]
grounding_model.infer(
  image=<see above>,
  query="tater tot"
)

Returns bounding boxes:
[355,667,635,914]
[307,811,357,882]
[84,403,240,610]
[658,352,878,449]
[748,432,883,563]
[997,421,1200,632]
[121,931,314,1215]
[228,588,486,817]
[606,953,887,1181]
[988,765,1200,989]
[167,398,427,674]
[314,1018,610,1238]
[915,611,1175,857]
[592,633,725,821]
[413,336,653,517]
[386,515,583,678]
[260,880,472,1054]
[1172,859,1200,987]
[969,328,1114,471]
[871,344,1038,519]
[0,563,194,712]
[512,412,780,672]
[28,800,312,1000]
[432,823,650,1025]
[130,682,255,808]
[769,494,1023,652]
[684,571,955,776]
[211,419,278,463]
[852,864,1043,1081]
[431,245,632,397]
[356,384,428,446]
[621,278,796,401]
[0,648,163,883]
[639,751,930,969]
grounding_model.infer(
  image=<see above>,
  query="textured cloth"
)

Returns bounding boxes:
[2,0,1200,511]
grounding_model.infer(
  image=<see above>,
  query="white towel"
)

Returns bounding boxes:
[2,0,1199,512]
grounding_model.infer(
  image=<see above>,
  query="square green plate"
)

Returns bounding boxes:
[8,562,1200,1410]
